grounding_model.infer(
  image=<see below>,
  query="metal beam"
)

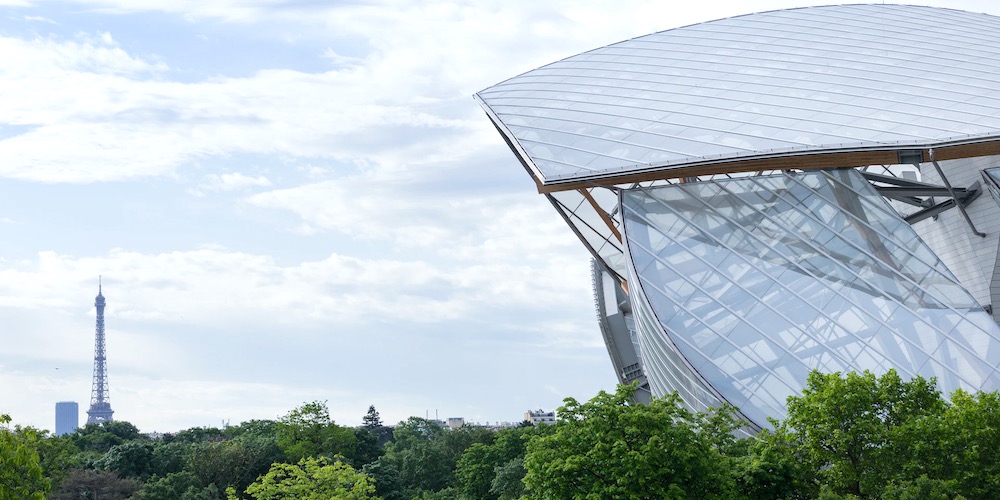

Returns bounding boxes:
[929,148,986,237]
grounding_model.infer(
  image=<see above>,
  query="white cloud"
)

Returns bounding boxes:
[0,0,762,184]
[192,172,272,195]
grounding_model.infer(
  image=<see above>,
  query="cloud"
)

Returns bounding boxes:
[0,0,742,184]
[191,172,273,195]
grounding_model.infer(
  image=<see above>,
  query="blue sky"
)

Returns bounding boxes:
[2,0,998,433]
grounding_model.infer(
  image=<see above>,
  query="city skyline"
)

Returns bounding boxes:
[2,0,999,434]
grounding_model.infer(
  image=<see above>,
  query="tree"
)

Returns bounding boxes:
[454,426,537,500]
[224,420,279,440]
[362,406,393,447]
[51,469,140,500]
[362,457,406,500]
[133,471,221,500]
[363,406,382,429]
[777,369,944,497]
[734,422,820,499]
[489,457,527,500]
[523,384,736,499]
[0,414,49,499]
[70,420,145,454]
[188,435,281,494]
[352,427,383,468]
[379,417,493,496]
[168,426,227,444]
[148,441,191,478]
[886,388,1000,498]
[94,440,155,479]
[276,401,356,463]
[232,456,379,499]
[8,425,84,494]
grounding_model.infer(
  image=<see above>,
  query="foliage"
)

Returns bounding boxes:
[94,440,155,479]
[776,369,944,497]
[523,383,737,499]
[381,417,493,497]
[232,456,379,500]
[352,427,384,468]
[51,469,140,500]
[276,401,356,463]
[734,423,819,499]
[489,457,527,500]
[363,406,382,429]
[70,420,145,453]
[12,374,1000,500]
[148,441,191,478]
[133,471,222,500]
[224,419,278,440]
[881,475,965,500]
[454,425,538,500]
[362,457,406,500]
[168,426,227,444]
[363,406,394,447]
[0,414,49,500]
[188,435,282,494]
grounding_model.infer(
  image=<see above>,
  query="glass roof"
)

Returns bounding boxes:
[477,5,1000,188]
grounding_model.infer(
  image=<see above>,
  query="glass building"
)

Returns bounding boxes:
[476,4,1000,432]
[55,401,79,437]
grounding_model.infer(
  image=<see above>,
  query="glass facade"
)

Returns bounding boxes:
[479,4,1000,431]
[622,169,1000,428]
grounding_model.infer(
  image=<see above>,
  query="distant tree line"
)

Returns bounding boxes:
[3,369,1000,499]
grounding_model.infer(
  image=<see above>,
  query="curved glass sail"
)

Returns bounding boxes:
[623,169,1000,428]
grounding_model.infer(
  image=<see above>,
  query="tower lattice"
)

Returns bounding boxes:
[87,277,114,423]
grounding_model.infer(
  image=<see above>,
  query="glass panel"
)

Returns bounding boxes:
[623,169,1000,430]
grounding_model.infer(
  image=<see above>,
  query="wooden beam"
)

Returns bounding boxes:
[579,188,622,243]
[535,140,1000,194]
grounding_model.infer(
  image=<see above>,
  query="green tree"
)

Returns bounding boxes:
[0,414,49,499]
[778,369,944,497]
[51,469,140,500]
[94,440,155,479]
[9,425,81,494]
[188,435,281,494]
[886,389,1000,498]
[232,456,379,500]
[523,384,736,499]
[363,406,382,429]
[380,417,492,496]
[133,471,221,500]
[169,426,227,444]
[352,427,383,468]
[362,406,394,447]
[70,420,145,454]
[489,457,527,500]
[148,440,190,478]
[735,420,822,499]
[454,425,538,499]
[276,401,356,463]
[224,420,278,440]
[362,457,406,500]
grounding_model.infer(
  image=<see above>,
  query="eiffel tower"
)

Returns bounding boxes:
[87,277,114,423]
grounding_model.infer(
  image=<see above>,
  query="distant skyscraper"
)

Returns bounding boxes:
[55,401,78,436]
[87,278,114,423]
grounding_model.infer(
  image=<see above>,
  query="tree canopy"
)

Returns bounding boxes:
[523,383,737,499]
[233,457,378,500]
[0,413,49,499]
[5,369,1000,499]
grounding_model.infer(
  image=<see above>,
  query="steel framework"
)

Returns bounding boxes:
[86,278,114,423]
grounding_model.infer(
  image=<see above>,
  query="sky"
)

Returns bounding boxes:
[1,0,999,434]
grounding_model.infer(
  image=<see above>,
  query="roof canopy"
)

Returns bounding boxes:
[476,5,1000,192]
